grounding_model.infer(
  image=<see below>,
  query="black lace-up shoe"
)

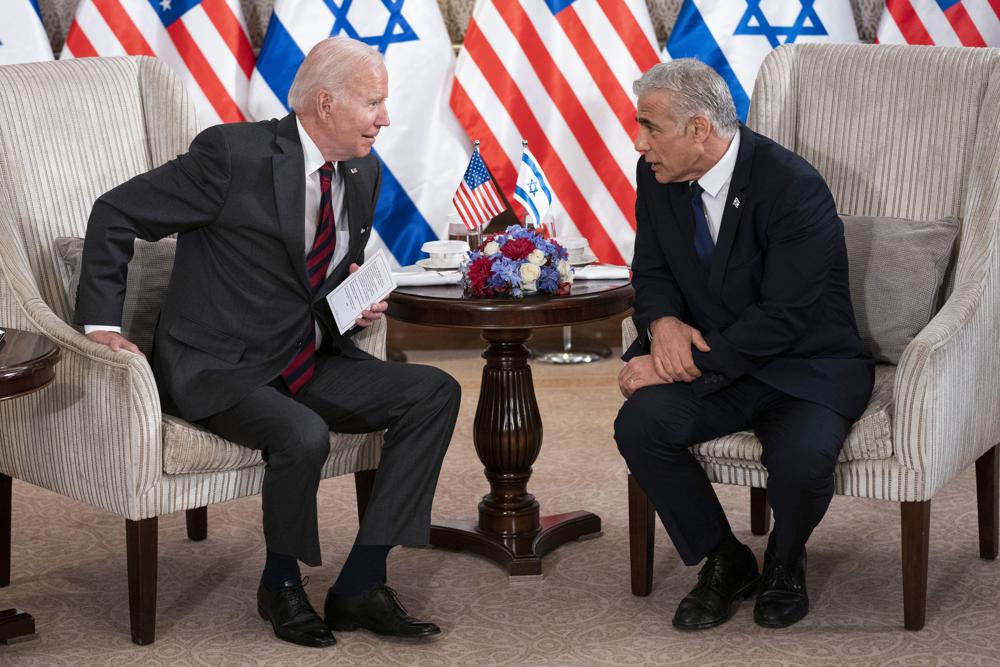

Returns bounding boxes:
[754,541,809,628]
[257,577,337,647]
[672,543,760,631]
[325,584,440,637]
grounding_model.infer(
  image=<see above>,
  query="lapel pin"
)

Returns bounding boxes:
[361,227,367,233]
[349,167,358,174]
[732,196,741,209]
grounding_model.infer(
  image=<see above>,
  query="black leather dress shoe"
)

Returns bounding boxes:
[754,543,809,628]
[257,578,337,647]
[325,585,440,637]
[672,543,760,631]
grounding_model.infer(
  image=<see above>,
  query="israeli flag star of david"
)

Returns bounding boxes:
[665,0,859,120]
[249,0,471,267]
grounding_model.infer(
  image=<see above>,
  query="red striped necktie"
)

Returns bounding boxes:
[281,161,337,394]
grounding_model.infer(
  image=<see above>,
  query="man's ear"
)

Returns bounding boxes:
[315,90,334,119]
[690,115,712,143]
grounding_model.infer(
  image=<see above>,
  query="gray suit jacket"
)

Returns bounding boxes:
[76,114,381,422]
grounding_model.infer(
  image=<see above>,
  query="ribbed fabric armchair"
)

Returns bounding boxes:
[0,57,384,644]
[623,43,1000,630]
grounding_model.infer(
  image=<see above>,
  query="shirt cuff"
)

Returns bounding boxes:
[84,325,122,335]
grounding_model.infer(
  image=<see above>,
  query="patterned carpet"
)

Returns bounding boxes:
[3,348,1000,666]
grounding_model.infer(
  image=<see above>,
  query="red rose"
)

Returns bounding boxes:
[468,256,493,297]
[500,237,535,260]
[557,281,572,296]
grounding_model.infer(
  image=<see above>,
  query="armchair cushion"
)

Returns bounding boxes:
[54,236,175,357]
[842,214,960,364]
[693,364,895,464]
[161,414,381,475]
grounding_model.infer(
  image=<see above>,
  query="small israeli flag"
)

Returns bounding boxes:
[513,143,553,231]
[0,0,54,65]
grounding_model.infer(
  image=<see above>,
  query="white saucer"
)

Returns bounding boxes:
[416,257,463,270]
[570,254,598,267]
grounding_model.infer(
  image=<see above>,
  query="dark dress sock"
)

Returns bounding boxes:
[262,550,302,589]
[331,545,393,596]
[708,529,742,561]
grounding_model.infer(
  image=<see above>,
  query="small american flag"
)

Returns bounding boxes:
[453,149,506,232]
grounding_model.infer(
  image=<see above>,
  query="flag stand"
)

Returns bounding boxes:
[532,326,611,364]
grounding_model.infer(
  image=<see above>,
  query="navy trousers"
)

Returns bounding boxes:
[615,376,852,566]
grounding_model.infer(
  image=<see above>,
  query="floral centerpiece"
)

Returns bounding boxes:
[461,225,574,298]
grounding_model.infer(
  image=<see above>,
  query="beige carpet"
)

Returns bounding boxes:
[3,348,1000,666]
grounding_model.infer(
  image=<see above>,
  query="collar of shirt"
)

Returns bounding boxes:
[696,130,741,199]
[295,115,338,181]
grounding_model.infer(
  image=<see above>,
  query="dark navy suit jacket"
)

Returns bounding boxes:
[76,114,380,422]
[625,125,874,420]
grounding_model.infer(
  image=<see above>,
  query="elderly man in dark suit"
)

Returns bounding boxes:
[615,59,874,630]
[76,36,460,648]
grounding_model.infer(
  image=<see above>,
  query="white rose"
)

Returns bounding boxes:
[527,249,546,265]
[520,262,541,285]
[483,241,500,256]
[558,259,574,284]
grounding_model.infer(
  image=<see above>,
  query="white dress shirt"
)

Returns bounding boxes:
[86,117,351,337]
[693,130,741,243]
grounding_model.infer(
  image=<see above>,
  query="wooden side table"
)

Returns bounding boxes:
[388,280,633,576]
[0,328,61,644]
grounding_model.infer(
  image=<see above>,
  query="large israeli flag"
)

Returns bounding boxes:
[0,0,54,65]
[248,1,470,267]
[665,1,858,120]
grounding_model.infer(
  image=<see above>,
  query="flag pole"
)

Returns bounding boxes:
[473,140,483,247]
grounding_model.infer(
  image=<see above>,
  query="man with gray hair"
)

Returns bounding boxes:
[77,36,460,648]
[615,59,873,630]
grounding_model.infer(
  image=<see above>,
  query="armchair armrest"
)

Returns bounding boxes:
[0,232,162,520]
[352,315,387,361]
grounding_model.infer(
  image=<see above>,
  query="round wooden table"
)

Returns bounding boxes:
[0,328,61,644]
[388,279,633,576]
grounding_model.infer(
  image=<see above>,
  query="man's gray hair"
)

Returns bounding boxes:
[633,59,738,138]
[288,36,383,114]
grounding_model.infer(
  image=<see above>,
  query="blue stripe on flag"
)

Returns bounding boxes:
[29,0,43,20]
[373,153,438,265]
[256,16,306,113]
[514,186,542,224]
[545,0,579,15]
[667,0,751,121]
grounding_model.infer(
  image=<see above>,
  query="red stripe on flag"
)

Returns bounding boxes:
[596,0,660,72]
[494,2,636,232]
[991,0,1000,21]
[943,3,987,46]
[885,0,935,45]
[458,21,626,265]
[93,0,155,55]
[200,0,255,78]
[557,6,639,142]
[65,22,99,57]
[167,20,246,122]
[450,81,517,195]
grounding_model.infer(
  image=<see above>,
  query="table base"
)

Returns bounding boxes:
[430,511,602,577]
[0,608,35,644]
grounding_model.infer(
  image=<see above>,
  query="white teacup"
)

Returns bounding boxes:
[421,240,469,267]
[556,237,589,262]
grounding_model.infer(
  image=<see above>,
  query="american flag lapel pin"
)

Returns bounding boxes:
[732,196,741,209]
[350,167,358,174]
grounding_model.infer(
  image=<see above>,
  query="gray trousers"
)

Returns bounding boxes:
[199,352,461,566]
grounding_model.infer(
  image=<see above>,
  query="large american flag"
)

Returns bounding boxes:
[451,0,659,265]
[453,149,506,231]
[62,0,255,129]
[877,0,1000,46]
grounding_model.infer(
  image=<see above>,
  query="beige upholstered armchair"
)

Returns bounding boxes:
[624,43,1000,630]
[0,57,383,644]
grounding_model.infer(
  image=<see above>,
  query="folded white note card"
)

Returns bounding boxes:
[326,248,397,334]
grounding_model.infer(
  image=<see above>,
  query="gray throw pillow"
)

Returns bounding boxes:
[842,214,960,364]
[54,237,176,358]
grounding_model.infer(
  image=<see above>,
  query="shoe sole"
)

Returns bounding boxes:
[672,576,761,632]
[327,618,441,638]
